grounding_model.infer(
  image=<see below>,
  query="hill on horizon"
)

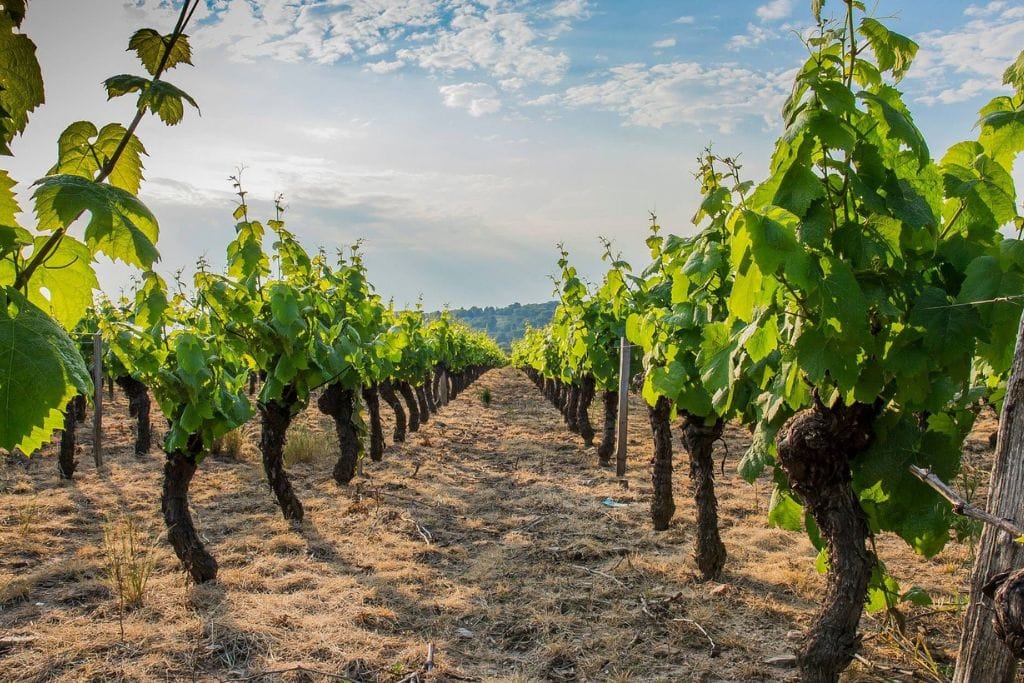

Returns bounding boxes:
[434,301,557,350]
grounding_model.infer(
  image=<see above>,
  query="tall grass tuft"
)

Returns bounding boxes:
[284,426,325,465]
[102,513,158,610]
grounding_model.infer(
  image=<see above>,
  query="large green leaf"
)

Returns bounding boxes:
[33,174,159,268]
[0,12,44,155]
[128,29,194,76]
[0,169,19,223]
[858,89,929,168]
[24,235,98,329]
[818,256,869,337]
[140,79,199,126]
[2,0,26,26]
[51,121,146,194]
[1002,49,1024,90]
[857,18,918,82]
[909,286,981,364]
[0,288,92,453]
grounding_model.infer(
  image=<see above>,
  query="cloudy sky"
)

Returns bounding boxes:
[7,0,1024,309]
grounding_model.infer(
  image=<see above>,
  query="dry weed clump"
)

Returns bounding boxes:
[210,426,247,460]
[283,425,330,465]
[101,512,159,609]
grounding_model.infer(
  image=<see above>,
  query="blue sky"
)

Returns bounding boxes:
[8,0,1024,308]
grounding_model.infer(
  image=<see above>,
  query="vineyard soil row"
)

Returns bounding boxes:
[0,368,997,681]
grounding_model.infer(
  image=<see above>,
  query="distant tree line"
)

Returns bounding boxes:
[431,301,557,350]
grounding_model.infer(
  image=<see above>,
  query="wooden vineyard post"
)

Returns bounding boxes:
[615,337,630,478]
[92,331,103,468]
[953,309,1024,683]
[440,369,449,405]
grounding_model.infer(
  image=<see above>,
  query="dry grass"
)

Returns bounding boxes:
[283,424,331,466]
[0,368,1010,682]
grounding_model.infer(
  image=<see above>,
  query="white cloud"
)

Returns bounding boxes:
[910,3,1024,105]
[128,0,578,87]
[965,2,1007,17]
[525,93,559,106]
[673,15,696,25]
[727,23,778,50]
[397,6,571,85]
[652,38,677,49]
[549,0,590,19]
[439,82,502,117]
[365,59,404,74]
[756,0,793,22]
[562,61,792,131]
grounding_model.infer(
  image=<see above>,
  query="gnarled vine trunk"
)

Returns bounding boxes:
[649,396,674,531]
[318,384,362,485]
[378,380,406,443]
[680,414,726,581]
[423,376,437,414]
[257,384,304,521]
[577,375,596,446]
[566,383,581,433]
[363,384,385,462]
[415,384,431,422]
[776,399,876,683]
[398,381,420,433]
[115,375,151,456]
[162,434,218,583]
[598,390,617,466]
[432,366,444,406]
[58,394,86,480]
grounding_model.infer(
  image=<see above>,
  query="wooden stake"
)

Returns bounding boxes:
[954,308,1024,682]
[92,331,103,469]
[615,337,630,478]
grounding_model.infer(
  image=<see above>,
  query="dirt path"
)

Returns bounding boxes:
[0,367,990,681]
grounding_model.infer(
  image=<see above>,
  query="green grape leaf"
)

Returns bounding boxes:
[139,79,199,126]
[738,422,775,483]
[857,18,918,82]
[768,486,803,531]
[104,75,200,126]
[744,315,779,363]
[1003,49,1024,90]
[978,98,1024,170]
[818,256,869,336]
[794,327,861,390]
[909,286,981,364]
[866,572,901,614]
[858,89,929,167]
[785,107,855,151]
[0,12,45,155]
[0,223,30,261]
[771,163,825,218]
[128,28,194,76]
[902,586,933,607]
[2,0,26,26]
[0,169,19,223]
[854,411,955,557]
[33,174,160,269]
[24,235,98,329]
[103,73,150,99]
[743,207,805,278]
[51,121,146,194]
[0,288,92,453]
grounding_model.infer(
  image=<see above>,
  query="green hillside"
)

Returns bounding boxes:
[440,301,557,350]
